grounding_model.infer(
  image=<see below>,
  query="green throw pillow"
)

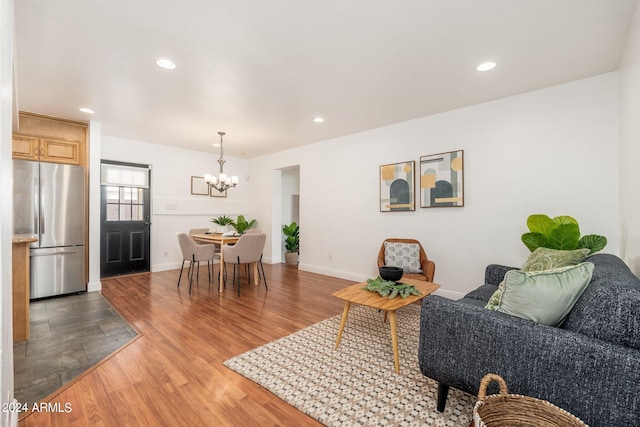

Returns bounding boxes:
[485,262,594,327]
[521,247,590,272]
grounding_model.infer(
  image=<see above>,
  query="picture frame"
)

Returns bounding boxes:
[209,187,227,198]
[419,150,464,208]
[379,161,415,212]
[190,176,209,196]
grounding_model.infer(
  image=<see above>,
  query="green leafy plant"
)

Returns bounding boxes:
[521,214,607,255]
[282,222,299,253]
[211,215,234,226]
[362,277,422,299]
[231,215,257,235]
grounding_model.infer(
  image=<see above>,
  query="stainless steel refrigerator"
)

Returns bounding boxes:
[13,160,86,299]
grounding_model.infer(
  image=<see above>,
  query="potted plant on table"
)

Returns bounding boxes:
[282,222,299,265]
[211,215,234,233]
[231,215,257,235]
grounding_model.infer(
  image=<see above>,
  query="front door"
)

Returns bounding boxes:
[100,162,151,277]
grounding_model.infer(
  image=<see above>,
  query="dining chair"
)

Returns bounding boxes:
[222,233,267,296]
[176,233,218,293]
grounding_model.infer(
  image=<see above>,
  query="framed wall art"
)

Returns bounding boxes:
[190,176,209,196]
[419,150,464,208]
[209,188,227,198]
[379,161,415,212]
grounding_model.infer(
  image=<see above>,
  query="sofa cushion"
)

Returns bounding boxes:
[486,263,594,326]
[561,286,640,350]
[521,247,590,272]
[384,242,422,273]
[463,284,498,302]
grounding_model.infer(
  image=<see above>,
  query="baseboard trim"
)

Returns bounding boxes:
[87,280,102,293]
[152,261,182,272]
[298,263,372,283]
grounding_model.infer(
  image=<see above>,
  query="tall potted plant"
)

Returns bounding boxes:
[282,222,299,265]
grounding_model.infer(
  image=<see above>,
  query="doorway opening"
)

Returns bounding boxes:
[100,161,151,277]
[280,166,300,262]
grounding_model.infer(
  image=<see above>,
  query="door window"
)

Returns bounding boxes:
[105,186,144,221]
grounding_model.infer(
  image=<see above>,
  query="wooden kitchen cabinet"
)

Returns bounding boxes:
[12,134,82,165]
[12,112,87,167]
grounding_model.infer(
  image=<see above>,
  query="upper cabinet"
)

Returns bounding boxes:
[12,112,87,167]
[13,134,81,165]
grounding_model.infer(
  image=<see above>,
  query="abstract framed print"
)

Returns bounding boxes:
[380,161,415,212]
[419,150,464,208]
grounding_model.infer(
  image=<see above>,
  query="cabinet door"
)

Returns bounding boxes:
[12,135,39,161]
[40,138,81,165]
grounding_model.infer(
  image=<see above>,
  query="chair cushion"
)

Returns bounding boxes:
[485,262,594,327]
[521,247,590,272]
[384,242,422,273]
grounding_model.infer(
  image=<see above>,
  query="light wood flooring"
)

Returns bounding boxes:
[19,263,354,426]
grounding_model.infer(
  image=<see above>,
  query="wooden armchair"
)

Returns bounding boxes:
[377,238,435,282]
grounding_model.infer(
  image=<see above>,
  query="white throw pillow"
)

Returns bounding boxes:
[384,242,422,273]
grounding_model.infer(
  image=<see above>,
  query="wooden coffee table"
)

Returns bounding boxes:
[333,277,440,374]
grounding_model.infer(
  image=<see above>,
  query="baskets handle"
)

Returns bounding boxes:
[477,373,509,401]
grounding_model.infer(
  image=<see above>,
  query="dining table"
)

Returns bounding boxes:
[191,233,258,292]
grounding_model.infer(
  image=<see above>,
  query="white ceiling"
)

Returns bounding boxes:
[14,0,638,158]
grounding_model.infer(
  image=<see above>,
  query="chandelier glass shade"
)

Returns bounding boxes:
[204,131,238,193]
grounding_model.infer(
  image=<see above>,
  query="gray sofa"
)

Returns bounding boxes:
[418,253,640,427]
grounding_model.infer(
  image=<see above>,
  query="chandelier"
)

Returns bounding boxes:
[204,131,238,193]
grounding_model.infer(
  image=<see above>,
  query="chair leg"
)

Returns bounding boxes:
[177,259,186,288]
[237,256,241,296]
[188,260,194,293]
[259,255,267,290]
[437,382,450,412]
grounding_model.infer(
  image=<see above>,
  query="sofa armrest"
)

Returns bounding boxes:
[418,296,640,426]
[484,264,518,285]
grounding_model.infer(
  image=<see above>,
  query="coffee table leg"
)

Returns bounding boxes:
[335,302,351,349]
[388,310,400,374]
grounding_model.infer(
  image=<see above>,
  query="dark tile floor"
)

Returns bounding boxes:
[13,292,138,405]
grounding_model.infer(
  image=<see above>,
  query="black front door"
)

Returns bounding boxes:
[100,184,151,277]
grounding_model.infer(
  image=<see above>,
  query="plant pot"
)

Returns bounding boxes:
[285,252,298,265]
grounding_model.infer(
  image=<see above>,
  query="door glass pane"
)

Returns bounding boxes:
[119,205,131,220]
[106,204,119,221]
[131,205,143,221]
[106,186,120,202]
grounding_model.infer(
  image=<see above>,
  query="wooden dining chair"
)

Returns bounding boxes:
[222,233,267,296]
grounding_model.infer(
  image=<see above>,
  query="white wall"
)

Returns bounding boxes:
[620,4,640,275]
[0,0,17,424]
[98,136,250,272]
[249,73,621,298]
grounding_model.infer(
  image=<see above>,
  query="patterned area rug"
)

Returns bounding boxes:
[224,304,475,426]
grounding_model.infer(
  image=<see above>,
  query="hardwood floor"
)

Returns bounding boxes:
[19,263,354,426]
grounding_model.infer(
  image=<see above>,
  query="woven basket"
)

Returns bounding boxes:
[473,374,588,427]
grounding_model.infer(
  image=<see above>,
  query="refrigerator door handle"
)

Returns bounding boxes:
[33,175,40,234]
[31,249,79,257]
[39,176,45,234]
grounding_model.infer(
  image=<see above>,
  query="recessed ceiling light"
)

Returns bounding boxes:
[313,117,325,123]
[476,61,497,72]
[156,58,176,70]
[79,107,95,114]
